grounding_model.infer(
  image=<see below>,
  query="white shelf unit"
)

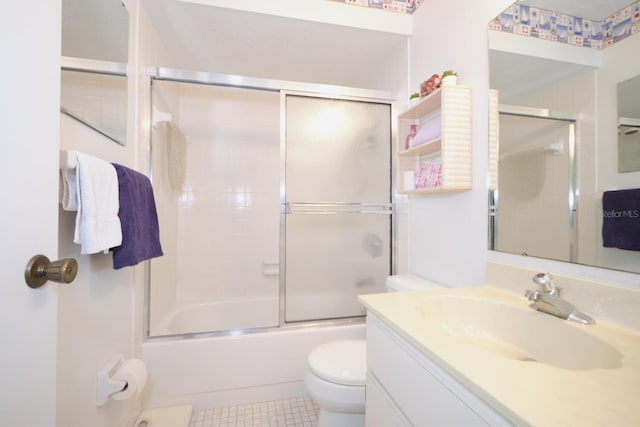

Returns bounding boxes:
[397,85,472,194]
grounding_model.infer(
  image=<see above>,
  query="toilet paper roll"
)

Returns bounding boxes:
[111,358,148,401]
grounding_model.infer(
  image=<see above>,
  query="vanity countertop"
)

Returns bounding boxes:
[359,286,640,427]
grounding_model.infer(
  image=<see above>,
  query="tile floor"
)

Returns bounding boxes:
[189,395,319,427]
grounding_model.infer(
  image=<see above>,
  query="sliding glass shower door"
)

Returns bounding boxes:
[283,95,392,322]
[146,72,393,337]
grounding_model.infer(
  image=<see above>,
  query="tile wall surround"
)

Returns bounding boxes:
[487,261,640,331]
[172,85,281,305]
[489,1,640,50]
[327,0,423,14]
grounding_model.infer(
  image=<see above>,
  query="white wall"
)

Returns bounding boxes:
[406,0,513,286]
[55,1,147,425]
[57,118,139,427]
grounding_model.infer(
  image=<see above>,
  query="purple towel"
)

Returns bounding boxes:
[602,188,640,251]
[111,163,163,269]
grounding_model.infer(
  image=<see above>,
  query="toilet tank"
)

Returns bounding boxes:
[385,275,445,292]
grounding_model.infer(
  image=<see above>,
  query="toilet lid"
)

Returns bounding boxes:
[308,340,366,386]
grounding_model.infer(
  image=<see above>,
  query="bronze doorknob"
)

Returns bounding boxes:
[24,254,78,288]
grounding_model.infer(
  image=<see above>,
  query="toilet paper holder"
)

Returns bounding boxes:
[97,354,128,406]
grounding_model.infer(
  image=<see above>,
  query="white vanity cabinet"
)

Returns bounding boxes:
[365,314,510,427]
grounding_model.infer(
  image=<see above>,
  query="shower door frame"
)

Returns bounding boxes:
[145,66,399,339]
[489,104,578,263]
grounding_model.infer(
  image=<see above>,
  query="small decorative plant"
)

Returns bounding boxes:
[409,92,420,100]
[441,70,458,86]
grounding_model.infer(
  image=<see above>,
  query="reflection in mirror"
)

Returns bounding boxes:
[489,28,640,274]
[491,110,576,262]
[489,2,640,275]
[62,0,128,63]
[61,0,128,145]
[617,75,640,173]
[488,49,592,262]
[61,68,127,145]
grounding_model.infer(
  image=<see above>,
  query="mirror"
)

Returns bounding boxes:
[60,69,128,145]
[62,0,128,63]
[618,75,640,173]
[489,1,640,274]
[61,0,128,145]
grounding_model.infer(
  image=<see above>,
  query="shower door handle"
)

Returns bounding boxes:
[283,202,393,215]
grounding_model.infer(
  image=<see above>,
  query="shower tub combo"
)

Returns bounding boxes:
[142,67,393,409]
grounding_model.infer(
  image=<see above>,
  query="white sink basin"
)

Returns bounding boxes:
[418,295,622,370]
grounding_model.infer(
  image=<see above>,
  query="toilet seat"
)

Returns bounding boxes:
[307,340,366,386]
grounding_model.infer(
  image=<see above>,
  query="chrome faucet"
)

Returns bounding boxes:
[524,273,595,325]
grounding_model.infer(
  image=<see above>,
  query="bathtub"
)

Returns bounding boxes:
[143,309,365,409]
[154,298,280,335]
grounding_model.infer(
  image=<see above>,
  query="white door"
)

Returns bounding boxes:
[0,1,61,425]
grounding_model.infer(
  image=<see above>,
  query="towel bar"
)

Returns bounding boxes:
[60,150,78,170]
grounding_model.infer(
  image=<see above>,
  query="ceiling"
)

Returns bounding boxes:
[515,0,636,20]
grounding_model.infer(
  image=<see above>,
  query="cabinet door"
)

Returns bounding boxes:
[366,374,411,427]
[367,316,500,426]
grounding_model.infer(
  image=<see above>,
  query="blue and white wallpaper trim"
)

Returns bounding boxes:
[327,0,423,14]
[489,1,640,50]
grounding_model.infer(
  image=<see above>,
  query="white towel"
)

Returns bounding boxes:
[61,166,78,211]
[62,151,123,254]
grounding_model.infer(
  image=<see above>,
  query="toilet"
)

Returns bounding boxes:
[304,275,445,427]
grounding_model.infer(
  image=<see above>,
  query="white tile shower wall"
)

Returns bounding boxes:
[174,84,281,305]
